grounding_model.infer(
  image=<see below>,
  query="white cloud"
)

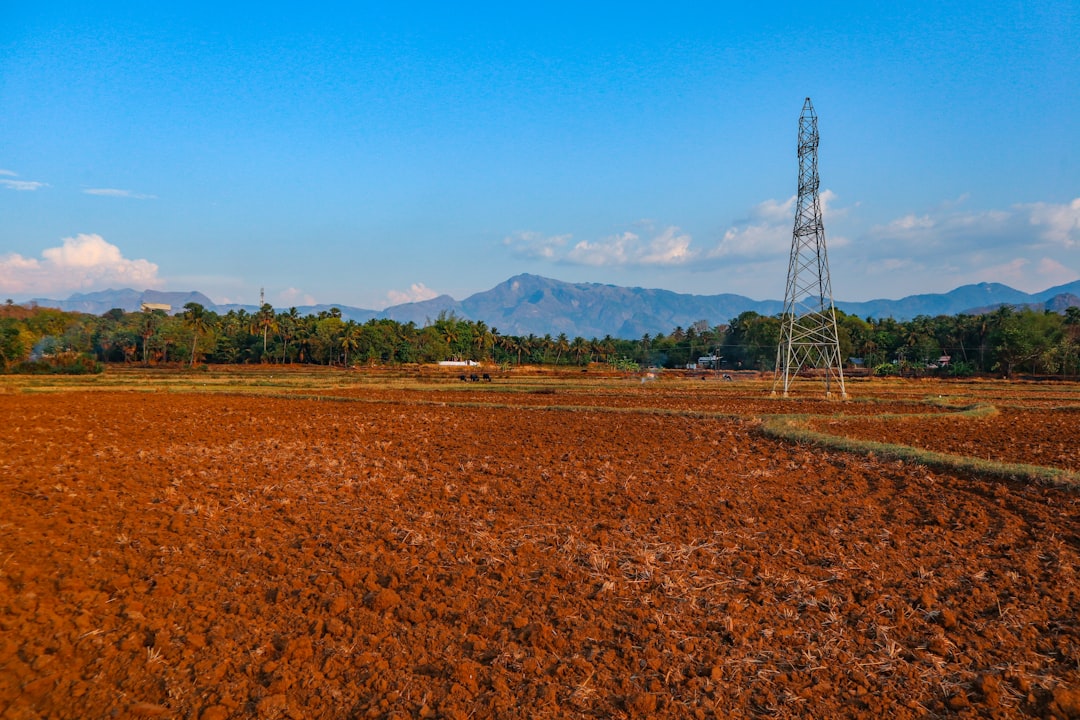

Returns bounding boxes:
[708,190,849,261]
[0,169,47,191]
[1036,258,1080,287]
[638,226,696,265]
[507,226,698,267]
[709,221,790,260]
[503,231,571,260]
[83,188,157,200]
[279,287,316,306]
[0,234,161,296]
[884,213,935,233]
[868,201,1018,251]
[848,193,1080,295]
[0,179,47,191]
[1022,197,1080,248]
[500,193,1075,300]
[750,195,796,223]
[386,282,439,306]
[566,231,636,266]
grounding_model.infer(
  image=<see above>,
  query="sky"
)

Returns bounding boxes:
[1,2,1078,310]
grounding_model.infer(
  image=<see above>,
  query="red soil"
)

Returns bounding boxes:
[812,408,1080,472]
[2,390,1079,719]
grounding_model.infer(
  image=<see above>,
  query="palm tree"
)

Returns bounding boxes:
[489,327,500,363]
[473,320,489,362]
[523,334,539,365]
[601,335,616,363]
[294,319,313,364]
[340,321,360,367]
[182,302,210,367]
[139,310,161,365]
[570,336,587,366]
[554,332,570,366]
[256,303,277,360]
[541,334,554,364]
[441,324,460,359]
[498,335,520,365]
[278,307,300,364]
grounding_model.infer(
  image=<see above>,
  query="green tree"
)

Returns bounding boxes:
[139,310,162,365]
[473,320,491,362]
[554,332,570,366]
[0,319,32,369]
[182,302,211,367]
[340,321,361,366]
[256,303,277,360]
[570,336,587,366]
[313,316,345,365]
[498,334,520,365]
[277,307,300,363]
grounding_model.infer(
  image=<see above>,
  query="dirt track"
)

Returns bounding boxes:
[2,388,1079,719]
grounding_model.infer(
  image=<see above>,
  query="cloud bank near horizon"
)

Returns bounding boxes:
[0,234,161,297]
[2,196,1076,304]
[503,195,1079,296]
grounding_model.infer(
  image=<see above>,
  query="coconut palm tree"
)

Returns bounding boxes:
[340,321,361,367]
[570,336,587,366]
[498,334,520,365]
[489,327,500,363]
[523,334,539,365]
[473,320,489,362]
[278,307,300,364]
[182,302,210,367]
[256,303,277,360]
[139,310,161,365]
[554,332,570,366]
[440,323,460,359]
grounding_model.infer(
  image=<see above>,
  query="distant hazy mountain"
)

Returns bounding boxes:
[963,293,1080,316]
[1034,280,1080,302]
[24,275,1080,339]
[28,288,216,315]
[834,282,1036,319]
[457,274,783,338]
[381,295,465,325]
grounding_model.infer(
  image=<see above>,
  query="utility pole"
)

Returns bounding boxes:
[773,98,846,399]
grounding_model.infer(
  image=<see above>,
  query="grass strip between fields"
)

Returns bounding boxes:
[760,412,1080,490]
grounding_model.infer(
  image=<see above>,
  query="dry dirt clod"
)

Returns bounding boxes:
[1053,685,1080,719]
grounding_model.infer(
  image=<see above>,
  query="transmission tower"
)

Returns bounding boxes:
[772,98,846,399]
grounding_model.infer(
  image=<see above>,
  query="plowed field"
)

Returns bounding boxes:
[2,379,1079,719]
[808,408,1080,472]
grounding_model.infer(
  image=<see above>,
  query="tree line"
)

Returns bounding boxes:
[2,299,1078,377]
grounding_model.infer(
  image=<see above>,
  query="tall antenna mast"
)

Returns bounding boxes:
[773,98,846,399]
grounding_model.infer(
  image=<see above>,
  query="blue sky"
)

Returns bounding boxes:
[2,2,1077,309]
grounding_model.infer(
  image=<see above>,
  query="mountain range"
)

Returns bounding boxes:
[25,274,1080,339]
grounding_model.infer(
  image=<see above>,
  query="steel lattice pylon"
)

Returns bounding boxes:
[772,98,847,399]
